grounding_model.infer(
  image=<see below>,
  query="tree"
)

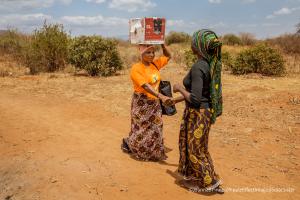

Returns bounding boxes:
[239,32,256,45]
[297,22,300,34]
[221,34,242,46]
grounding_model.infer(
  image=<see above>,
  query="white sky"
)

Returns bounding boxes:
[0,0,299,39]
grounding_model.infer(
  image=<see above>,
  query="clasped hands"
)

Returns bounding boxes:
[159,83,184,106]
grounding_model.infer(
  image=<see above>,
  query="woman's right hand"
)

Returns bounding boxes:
[170,98,179,105]
[159,94,173,106]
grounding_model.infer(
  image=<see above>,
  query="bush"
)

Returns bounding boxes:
[239,32,256,46]
[222,51,234,71]
[69,36,123,76]
[266,34,300,55]
[24,22,70,74]
[165,31,191,45]
[184,48,235,72]
[232,43,285,76]
[183,48,197,68]
[222,34,242,46]
[0,29,28,58]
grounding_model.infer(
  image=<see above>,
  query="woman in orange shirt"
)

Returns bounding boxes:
[122,44,172,161]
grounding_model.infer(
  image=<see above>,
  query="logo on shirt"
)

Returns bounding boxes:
[151,74,158,84]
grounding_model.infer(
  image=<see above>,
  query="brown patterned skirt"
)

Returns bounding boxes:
[125,92,166,161]
[178,106,220,189]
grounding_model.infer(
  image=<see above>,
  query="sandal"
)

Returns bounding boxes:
[203,185,225,194]
[121,138,131,154]
[213,186,225,194]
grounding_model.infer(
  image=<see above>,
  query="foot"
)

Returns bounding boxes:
[214,186,225,194]
[204,185,225,194]
[121,138,131,154]
[181,180,199,191]
[183,180,224,195]
[161,154,168,161]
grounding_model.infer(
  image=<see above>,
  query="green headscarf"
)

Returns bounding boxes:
[192,29,223,124]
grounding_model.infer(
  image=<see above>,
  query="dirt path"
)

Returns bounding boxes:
[0,69,299,200]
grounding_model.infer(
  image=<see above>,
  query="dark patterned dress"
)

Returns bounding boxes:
[178,106,220,190]
[126,93,166,161]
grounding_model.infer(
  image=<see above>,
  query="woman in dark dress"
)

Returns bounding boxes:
[172,29,224,194]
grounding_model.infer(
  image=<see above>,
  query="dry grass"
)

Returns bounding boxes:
[168,43,190,67]
[0,54,78,77]
[0,54,28,77]
[117,43,190,69]
[222,45,250,56]
[283,54,300,74]
[1,43,299,77]
[117,45,139,69]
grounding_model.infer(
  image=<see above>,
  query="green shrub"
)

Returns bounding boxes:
[232,43,285,76]
[222,51,234,71]
[222,34,242,46]
[68,36,123,76]
[0,29,28,58]
[165,31,191,45]
[184,48,235,72]
[24,22,70,74]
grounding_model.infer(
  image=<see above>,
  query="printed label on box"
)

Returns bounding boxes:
[129,17,165,44]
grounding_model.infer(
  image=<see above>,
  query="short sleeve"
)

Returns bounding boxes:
[130,65,147,87]
[153,56,169,70]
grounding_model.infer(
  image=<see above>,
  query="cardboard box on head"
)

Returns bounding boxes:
[129,17,166,44]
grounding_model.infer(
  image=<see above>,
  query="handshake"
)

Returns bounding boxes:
[159,83,184,107]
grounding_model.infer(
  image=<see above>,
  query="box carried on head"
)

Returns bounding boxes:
[129,17,166,44]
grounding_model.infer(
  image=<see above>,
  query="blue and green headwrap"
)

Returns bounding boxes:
[192,29,223,124]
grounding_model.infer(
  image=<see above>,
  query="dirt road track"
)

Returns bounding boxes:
[0,71,299,200]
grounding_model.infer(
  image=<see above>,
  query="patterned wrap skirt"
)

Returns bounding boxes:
[127,92,166,161]
[178,106,220,189]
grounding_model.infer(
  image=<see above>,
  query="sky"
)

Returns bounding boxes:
[0,0,299,39]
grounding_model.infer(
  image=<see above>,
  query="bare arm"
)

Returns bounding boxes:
[161,44,171,60]
[142,83,172,105]
[142,83,159,98]
[172,95,185,104]
[173,84,191,103]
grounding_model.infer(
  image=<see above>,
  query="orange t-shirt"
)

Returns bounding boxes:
[130,56,169,99]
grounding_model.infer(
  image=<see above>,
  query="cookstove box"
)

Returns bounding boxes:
[129,17,166,44]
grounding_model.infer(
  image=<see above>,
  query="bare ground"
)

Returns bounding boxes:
[0,65,299,200]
